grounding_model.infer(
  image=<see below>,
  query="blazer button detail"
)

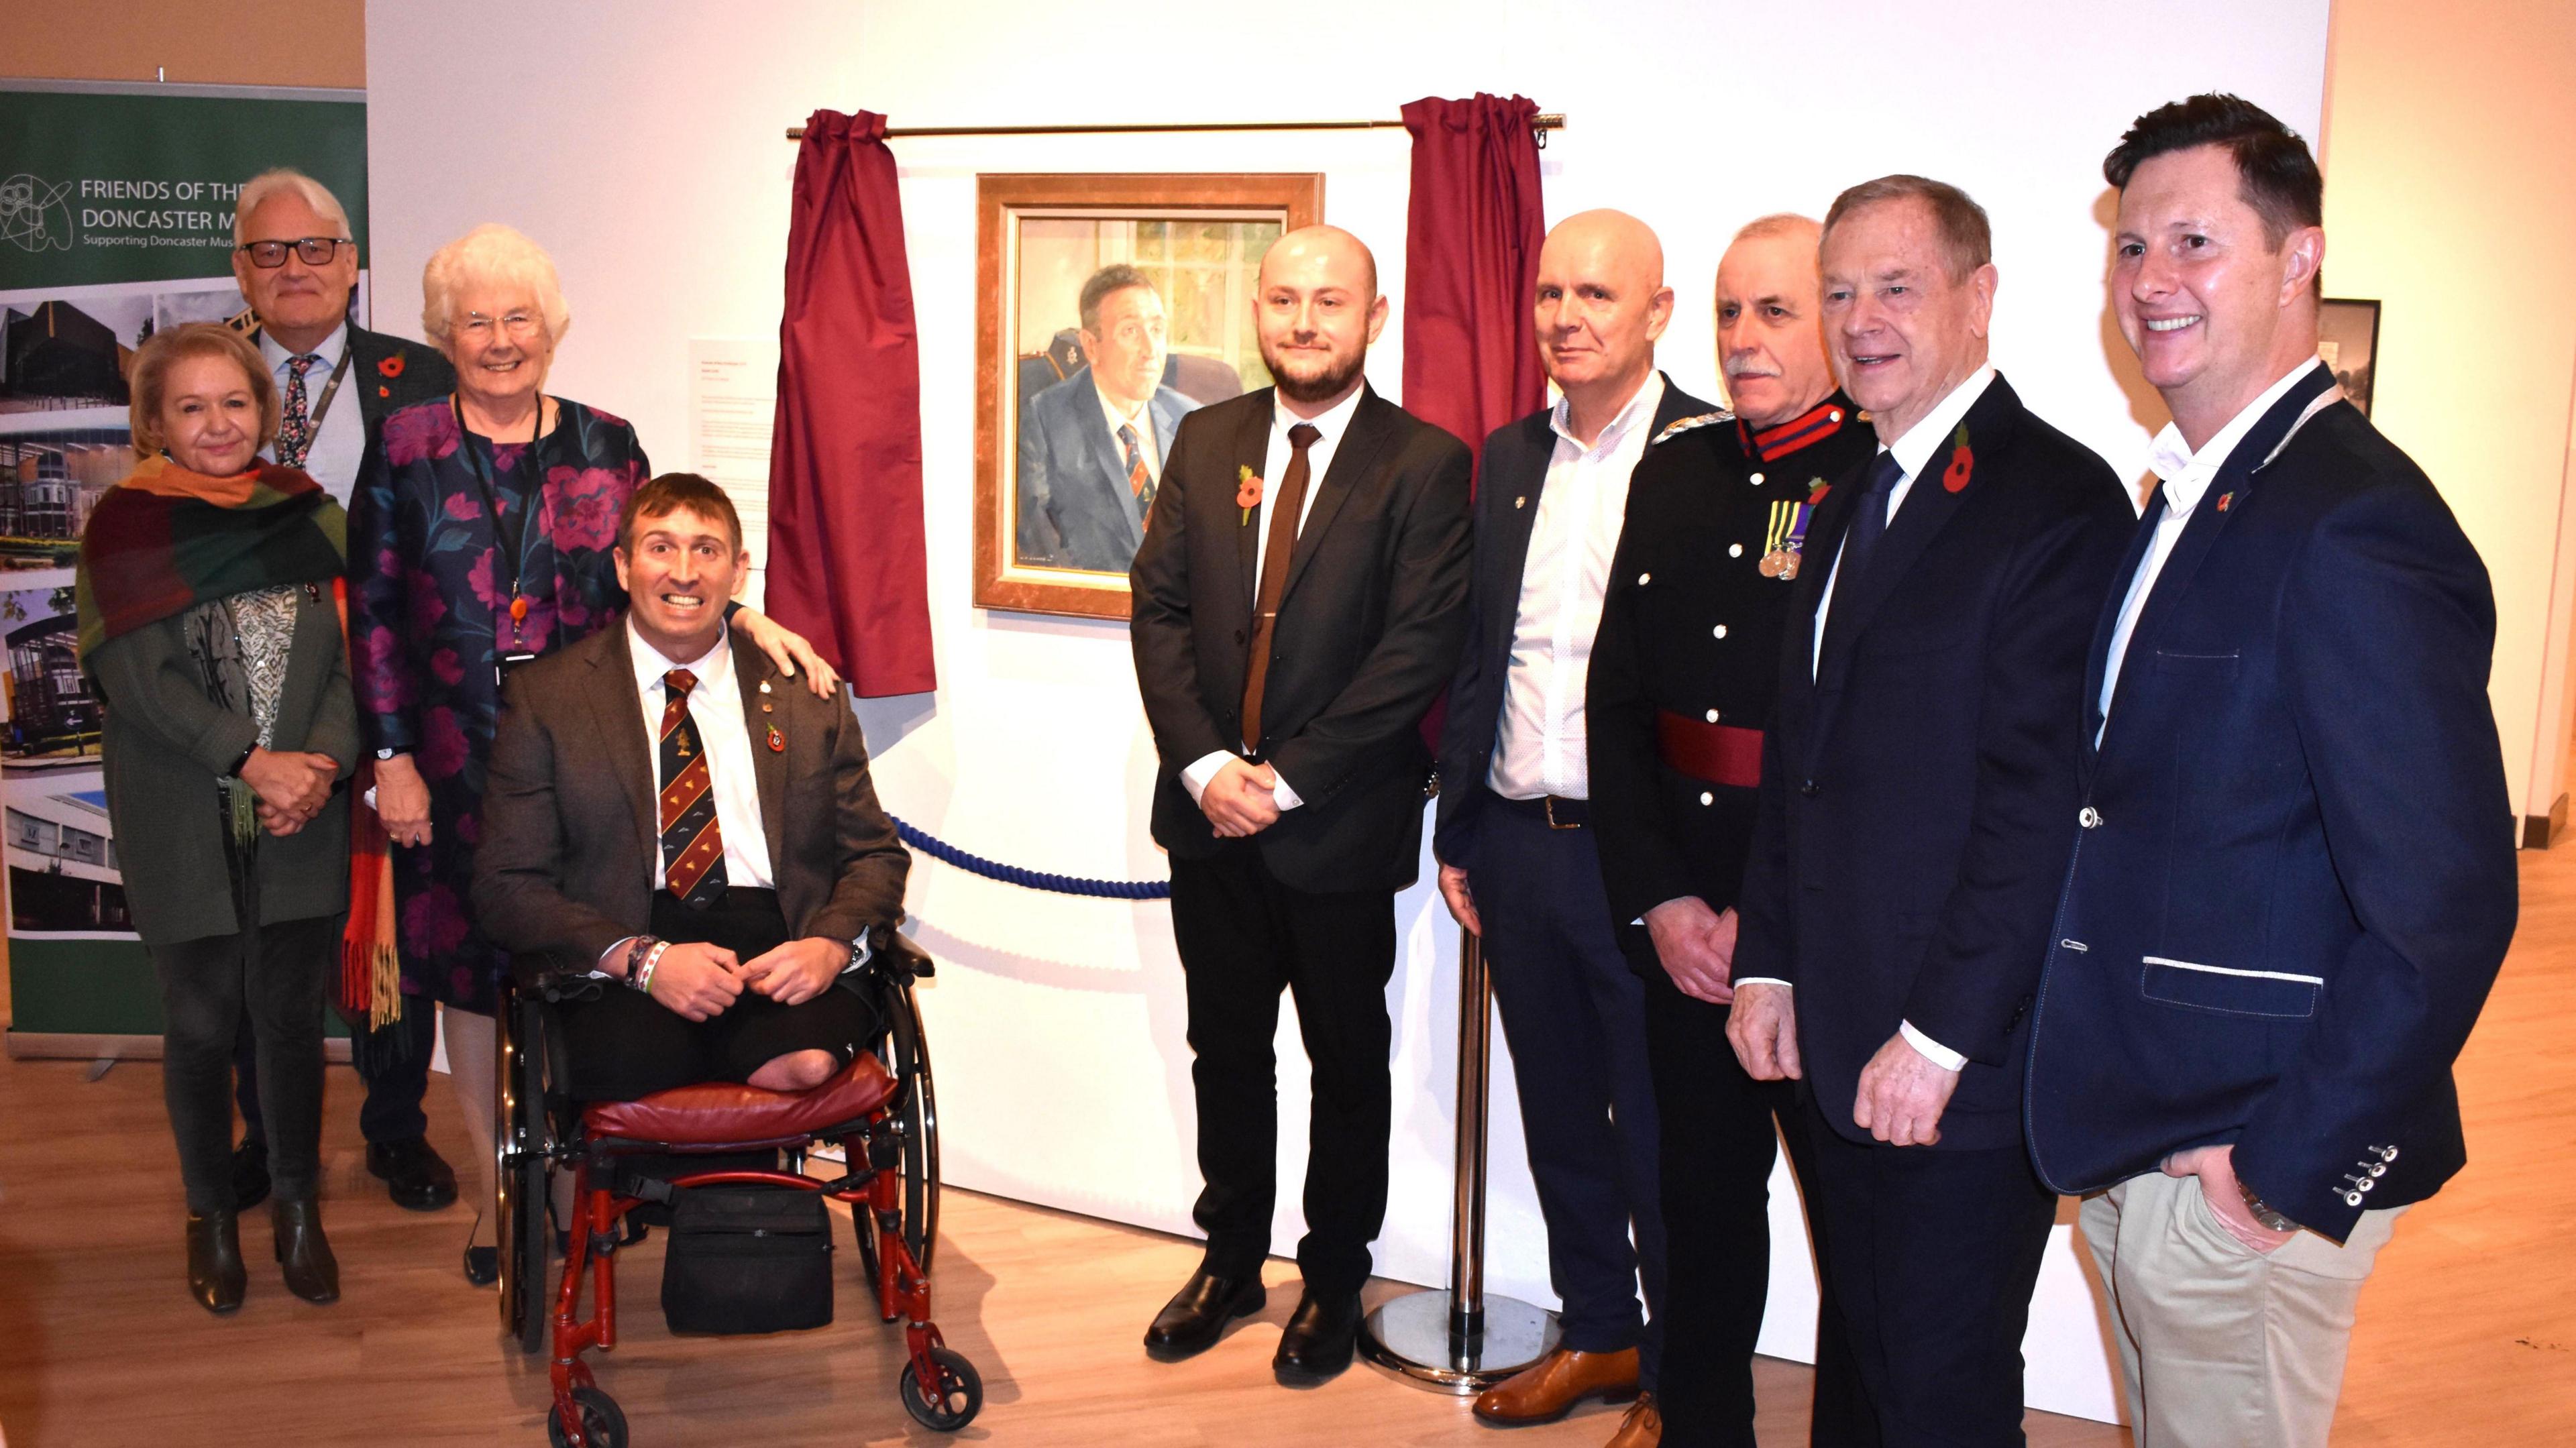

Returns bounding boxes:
[1638,572,1651,585]
[1234,630,1246,645]
[2079,806,2103,828]
[1799,779,1821,797]
[1515,496,1527,508]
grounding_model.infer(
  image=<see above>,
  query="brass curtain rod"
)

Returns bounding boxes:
[784,113,1565,141]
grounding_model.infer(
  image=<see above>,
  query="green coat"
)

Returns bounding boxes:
[89,583,358,945]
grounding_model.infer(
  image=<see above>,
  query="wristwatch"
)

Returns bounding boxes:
[2237,1177,2299,1233]
[623,935,662,989]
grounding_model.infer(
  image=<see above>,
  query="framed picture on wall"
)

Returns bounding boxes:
[974,172,1325,620]
[2319,296,2381,419]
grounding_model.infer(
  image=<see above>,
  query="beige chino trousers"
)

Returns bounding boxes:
[2081,1169,2404,1448]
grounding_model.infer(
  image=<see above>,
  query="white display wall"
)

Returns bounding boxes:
[366,0,2329,1421]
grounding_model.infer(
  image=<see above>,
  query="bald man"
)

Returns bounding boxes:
[1589,215,1882,1448]
[1433,210,1699,1448]
[1131,225,1474,1382]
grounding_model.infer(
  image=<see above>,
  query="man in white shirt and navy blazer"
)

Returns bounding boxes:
[2024,95,2515,1448]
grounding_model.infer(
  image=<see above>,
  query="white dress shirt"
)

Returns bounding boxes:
[256,323,365,505]
[1743,367,1996,1072]
[631,621,776,891]
[1180,383,1371,812]
[2098,361,2332,741]
[1489,372,1664,801]
[1097,386,1163,480]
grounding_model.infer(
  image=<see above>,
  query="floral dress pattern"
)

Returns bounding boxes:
[350,396,646,1013]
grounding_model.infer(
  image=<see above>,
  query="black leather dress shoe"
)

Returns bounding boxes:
[1273,1290,1362,1382]
[186,1211,246,1315]
[229,1140,271,1212]
[272,1199,341,1304]
[1142,1267,1265,1361]
[366,1135,459,1211]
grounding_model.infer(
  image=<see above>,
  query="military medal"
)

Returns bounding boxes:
[1757,490,1820,581]
[1759,549,1801,579]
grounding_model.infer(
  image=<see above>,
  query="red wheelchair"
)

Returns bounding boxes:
[494,926,979,1446]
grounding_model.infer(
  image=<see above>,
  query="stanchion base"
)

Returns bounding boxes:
[1358,1289,1560,1394]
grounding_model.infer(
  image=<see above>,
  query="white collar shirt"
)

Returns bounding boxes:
[1097,385,1163,480]
[629,620,775,890]
[1811,366,1996,677]
[1488,372,1664,800]
[2097,361,2330,742]
[257,321,364,506]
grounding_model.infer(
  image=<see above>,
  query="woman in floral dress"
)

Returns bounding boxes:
[350,225,836,1277]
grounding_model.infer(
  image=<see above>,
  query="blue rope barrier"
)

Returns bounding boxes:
[888,814,1172,900]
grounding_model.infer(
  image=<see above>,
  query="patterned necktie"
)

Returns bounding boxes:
[1119,421,1155,514]
[1835,449,1908,588]
[1239,422,1322,753]
[657,668,727,909]
[275,353,321,469]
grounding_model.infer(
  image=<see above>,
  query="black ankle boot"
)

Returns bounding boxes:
[186,1211,247,1314]
[272,1199,340,1304]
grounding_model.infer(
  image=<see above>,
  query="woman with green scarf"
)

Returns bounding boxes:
[79,323,357,1314]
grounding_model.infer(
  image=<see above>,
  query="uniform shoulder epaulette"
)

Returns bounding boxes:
[1650,409,1734,447]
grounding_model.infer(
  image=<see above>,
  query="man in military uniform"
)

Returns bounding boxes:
[1586,214,1878,1448]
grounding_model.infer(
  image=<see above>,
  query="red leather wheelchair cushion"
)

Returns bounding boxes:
[583,1054,898,1146]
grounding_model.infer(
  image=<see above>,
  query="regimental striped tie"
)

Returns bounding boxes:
[276,353,320,469]
[657,668,727,909]
[1120,421,1157,524]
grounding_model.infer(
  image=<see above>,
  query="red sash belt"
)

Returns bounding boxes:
[1656,710,1764,789]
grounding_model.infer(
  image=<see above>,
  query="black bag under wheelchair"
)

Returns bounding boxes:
[659,1183,834,1335]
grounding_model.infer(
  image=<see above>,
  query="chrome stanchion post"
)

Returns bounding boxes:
[1359,928,1559,1392]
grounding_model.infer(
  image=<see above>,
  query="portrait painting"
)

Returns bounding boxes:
[974,173,1324,619]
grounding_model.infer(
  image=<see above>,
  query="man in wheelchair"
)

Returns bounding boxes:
[473,471,907,1104]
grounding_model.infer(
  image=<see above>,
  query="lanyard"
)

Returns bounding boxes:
[303,344,356,436]
[452,392,545,647]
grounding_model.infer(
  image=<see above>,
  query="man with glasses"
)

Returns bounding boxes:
[222,168,460,1215]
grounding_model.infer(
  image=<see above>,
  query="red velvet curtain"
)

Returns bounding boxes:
[1399,93,1548,485]
[767,109,936,697]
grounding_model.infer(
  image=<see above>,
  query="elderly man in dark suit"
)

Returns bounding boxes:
[1130,224,1472,1383]
[473,474,908,1103]
[226,166,460,1214]
[1725,176,2135,1445]
[2025,95,2514,1448]
[1017,264,1199,572]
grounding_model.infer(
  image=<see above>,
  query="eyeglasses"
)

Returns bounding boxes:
[457,310,543,341]
[237,237,352,268]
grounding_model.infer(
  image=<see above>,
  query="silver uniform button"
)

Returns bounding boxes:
[1705,709,1720,722]
[1699,791,1715,806]
[1749,471,1766,486]
[1515,496,1527,508]
[1713,624,1729,638]
[2079,807,2102,828]
[1638,571,1651,585]
[1729,543,1745,558]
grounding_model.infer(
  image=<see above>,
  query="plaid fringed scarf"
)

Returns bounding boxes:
[74,455,345,661]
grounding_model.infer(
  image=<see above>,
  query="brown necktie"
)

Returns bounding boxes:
[1240,422,1321,753]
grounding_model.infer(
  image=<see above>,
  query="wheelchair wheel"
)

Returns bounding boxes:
[496,992,553,1356]
[855,977,941,1288]
[898,1346,982,1432]
[544,1386,627,1448]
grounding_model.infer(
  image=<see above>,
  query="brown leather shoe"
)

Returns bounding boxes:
[1470,1345,1641,1425]
[1603,1392,1660,1448]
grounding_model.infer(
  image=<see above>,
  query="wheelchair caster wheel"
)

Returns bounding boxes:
[898,1345,983,1431]
[545,1386,627,1448]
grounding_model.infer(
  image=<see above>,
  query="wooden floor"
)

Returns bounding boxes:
[3,842,2573,1446]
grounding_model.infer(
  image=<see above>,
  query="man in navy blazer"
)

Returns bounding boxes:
[1015,264,1197,572]
[2025,95,2515,1447]
[1725,176,2135,1443]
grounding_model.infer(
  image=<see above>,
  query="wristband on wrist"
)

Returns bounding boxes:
[622,935,661,987]
[635,941,671,995]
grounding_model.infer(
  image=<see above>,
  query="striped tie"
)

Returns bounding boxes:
[1120,421,1156,520]
[657,669,727,909]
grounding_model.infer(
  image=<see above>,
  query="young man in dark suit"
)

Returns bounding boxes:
[2025,95,2514,1447]
[1587,214,1881,1448]
[472,474,909,1101]
[1724,176,2135,1444]
[1430,209,1689,1448]
[227,168,459,1213]
[1129,225,1473,1383]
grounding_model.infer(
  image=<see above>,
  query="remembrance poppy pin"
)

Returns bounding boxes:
[1942,423,1974,493]
[766,724,786,753]
[378,353,406,379]
[1237,465,1264,525]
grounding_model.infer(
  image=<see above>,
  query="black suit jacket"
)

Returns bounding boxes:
[472,622,910,974]
[1732,374,2135,1150]
[1432,374,1717,867]
[1130,385,1474,894]
[248,318,453,432]
[2025,364,2515,1235]
[1586,392,1879,932]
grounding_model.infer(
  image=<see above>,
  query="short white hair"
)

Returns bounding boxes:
[421,223,573,345]
[233,168,354,247]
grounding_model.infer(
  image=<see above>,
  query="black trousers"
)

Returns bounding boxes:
[1473,803,1664,1380]
[1168,844,1396,1300]
[1803,1097,2058,1448]
[1638,964,1878,1448]
[151,913,337,1215]
[556,889,877,1103]
[233,984,436,1149]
